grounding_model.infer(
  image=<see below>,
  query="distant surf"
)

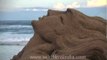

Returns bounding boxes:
[0,20,34,45]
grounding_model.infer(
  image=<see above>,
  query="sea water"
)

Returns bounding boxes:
[0,20,34,60]
[0,20,34,42]
[0,45,24,60]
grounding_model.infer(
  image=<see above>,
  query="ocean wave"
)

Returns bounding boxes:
[0,25,34,34]
[0,33,33,42]
[0,20,32,25]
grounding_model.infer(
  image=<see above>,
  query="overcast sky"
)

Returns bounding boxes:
[0,0,106,20]
[0,0,106,11]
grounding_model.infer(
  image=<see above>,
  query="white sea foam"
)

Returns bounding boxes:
[0,24,34,44]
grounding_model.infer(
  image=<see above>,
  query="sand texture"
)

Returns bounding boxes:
[12,9,107,60]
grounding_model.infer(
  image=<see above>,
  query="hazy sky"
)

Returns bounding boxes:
[0,0,106,11]
[0,0,106,20]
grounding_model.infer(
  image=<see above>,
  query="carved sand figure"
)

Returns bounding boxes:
[12,9,107,60]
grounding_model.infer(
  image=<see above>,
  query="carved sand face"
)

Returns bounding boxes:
[12,9,107,60]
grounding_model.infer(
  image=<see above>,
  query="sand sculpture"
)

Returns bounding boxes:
[12,9,107,60]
